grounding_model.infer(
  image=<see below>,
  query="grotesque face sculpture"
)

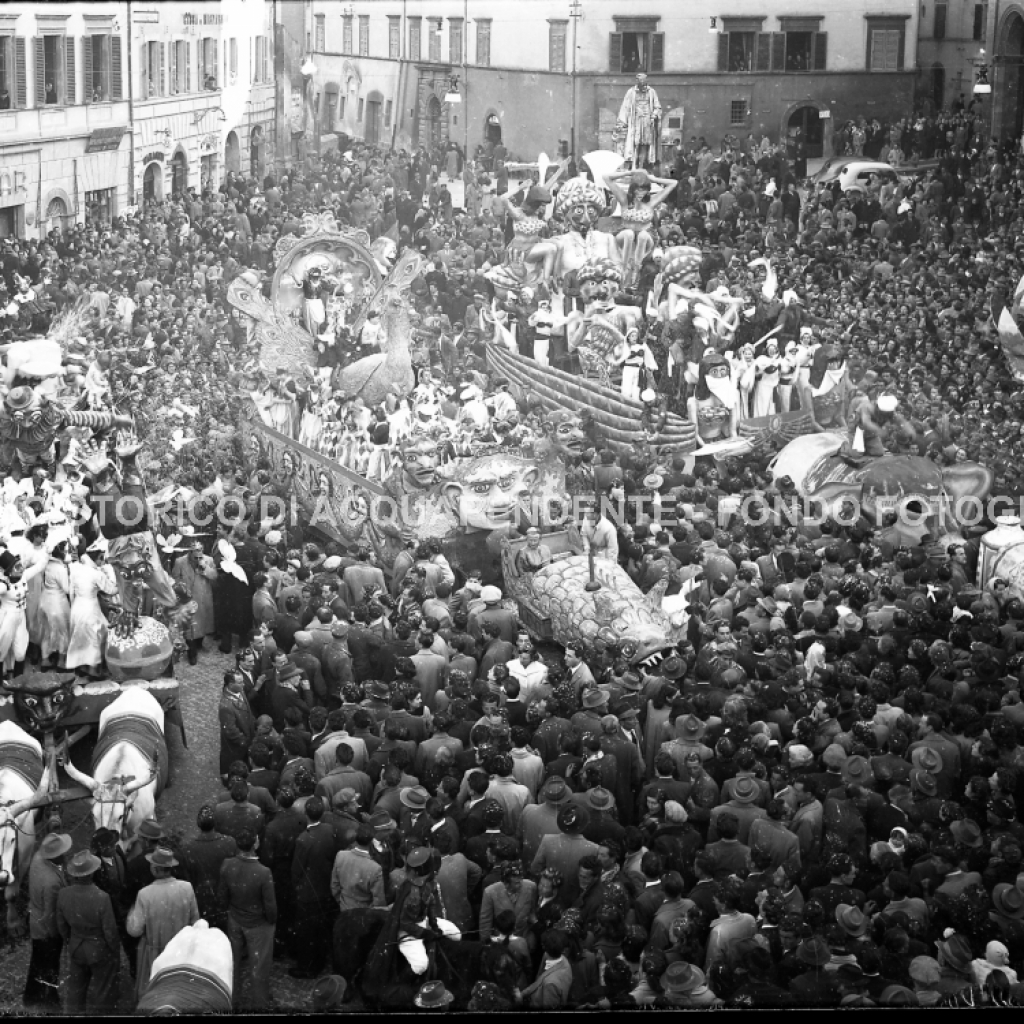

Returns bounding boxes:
[7,674,76,736]
[554,180,605,235]
[400,437,442,489]
[539,410,587,458]
[577,259,623,311]
[443,455,540,531]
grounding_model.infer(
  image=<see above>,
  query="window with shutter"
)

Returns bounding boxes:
[169,39,177,93]
[14,36,25,108]
[651,32,664,71]
[65,36,75,104]
[343,17,353,55]
[771,32,785,71]
[717,34,729,72]
[608,32,622,73]
[756,33,771,71]
[476,20,491,67]
[359,16,369,56]
[111,34,121,99]
[550,22,567,73]
[230,37,237,79]
[159,41,165,96]
[813,32,827,70]
[82,35,92,104]
[408,18,420,61]
[213,36,218,87]
[34,37,44,107]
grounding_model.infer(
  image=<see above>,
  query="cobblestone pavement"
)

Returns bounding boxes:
[0,647,337,1015]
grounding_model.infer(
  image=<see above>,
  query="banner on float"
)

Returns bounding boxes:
[998,307,1024,383]
[239,398,388,545]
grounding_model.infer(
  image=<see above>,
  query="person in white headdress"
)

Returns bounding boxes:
[778,335,811,411]
[730,343,758,420]
[618,330,658,402]
[751,332,783,418]
[688,354,739,447]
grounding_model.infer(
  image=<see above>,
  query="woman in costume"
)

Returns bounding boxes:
[65,539,118,678]
[688,354,739,449]
[603,168,678,290]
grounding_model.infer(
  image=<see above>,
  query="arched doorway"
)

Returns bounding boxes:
[143,162,163,202]
[225,131,240,175]
[365,90,383,145]
[787,105,824,160]
[485,113,502,144]
[250,125,264,178]
[998,11,1024,140]
[425,94,443,151]
[171,149,188,195]
[931,63,946,113]
[45,197,68,234]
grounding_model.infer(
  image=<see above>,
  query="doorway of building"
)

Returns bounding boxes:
[787,105,824,159]
[1000,12,1024,139]
[485,114,502,144]
[143,162,163,203]
[225,131,240,175]
[425,93,443,151]
[45,197,68,234]
[171,150,188,195]
[251,126,264,178]
[0,207,21,238]
[366,96,382,146]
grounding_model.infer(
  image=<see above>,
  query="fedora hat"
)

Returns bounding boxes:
[400,786,430,810]
[659,656,686,680]
[992,883,1024,920]
[679,714,705,738]
[582,688,608,709]
[367,680,390,700]
[39,833,72,860]
[662,961,705,995]
[910,768,937,797]
[949,818,983,849]
[842,755,874,786]
[311,975,347,1011]
[145,846,179,869]
[414,981,454,1009]
[556,804,590,835]
[935,933,973,973]
[541,777,570,804]
[367,810,397,832]
[277,663,302,683]
[797,936,831,967]
[822,743,847,769]
[65,850,101,878]
[584,787,615,813]
[912,746,943,775]
[136,819,165,840]
[612,695,640,719]
[836,903,869,938]
[731,776,759,804]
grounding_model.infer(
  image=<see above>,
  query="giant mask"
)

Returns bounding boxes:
[4,388,44,436]
[5,674,77,736]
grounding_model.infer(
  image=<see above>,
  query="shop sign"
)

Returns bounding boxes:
[0,171,28,198]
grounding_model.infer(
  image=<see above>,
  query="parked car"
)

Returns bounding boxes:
[811,158,915,194]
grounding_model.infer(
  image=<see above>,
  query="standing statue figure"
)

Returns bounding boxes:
[615,73,663,170]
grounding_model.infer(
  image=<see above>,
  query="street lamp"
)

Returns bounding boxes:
[974,63,992,94]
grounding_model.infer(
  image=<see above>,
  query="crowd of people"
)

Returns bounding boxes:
[8,96,1024,1013]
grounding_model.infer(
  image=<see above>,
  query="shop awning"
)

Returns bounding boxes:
[85,127,128,153]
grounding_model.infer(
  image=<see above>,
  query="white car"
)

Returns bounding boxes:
[812,158,914,194]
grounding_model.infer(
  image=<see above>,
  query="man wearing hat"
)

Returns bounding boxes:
[56,849,120,1014]
[531,805,599,907]
[24,832,72,1009]
[468,585,518,644]
[127,846,200,999]
[518,776,571,865]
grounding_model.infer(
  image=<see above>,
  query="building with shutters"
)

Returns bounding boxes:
[0,3,131,239]
[915,0,993,115]
[304,0,919,164]
[130,0,275,204]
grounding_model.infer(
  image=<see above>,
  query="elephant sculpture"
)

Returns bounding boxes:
[769,433,994,534]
